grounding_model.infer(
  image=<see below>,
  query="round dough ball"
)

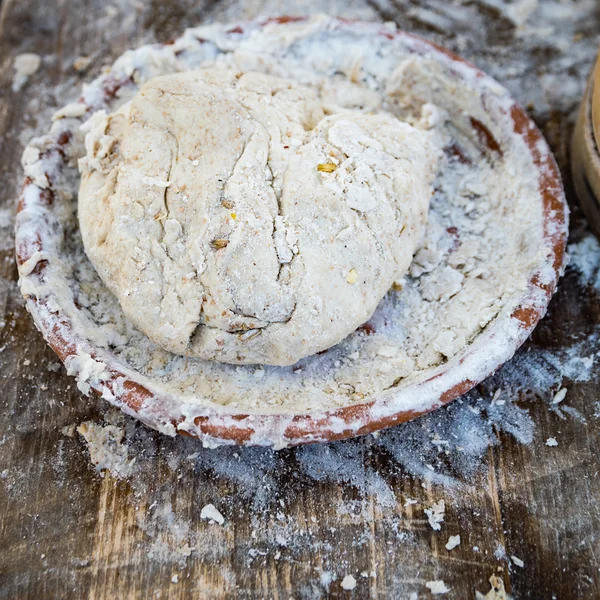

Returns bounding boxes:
[78,69,439,366]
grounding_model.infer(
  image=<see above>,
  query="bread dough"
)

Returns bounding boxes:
[78,69,438,366]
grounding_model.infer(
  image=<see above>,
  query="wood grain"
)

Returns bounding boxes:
[1,1,600,599]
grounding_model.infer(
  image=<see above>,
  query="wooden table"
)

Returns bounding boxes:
[1,1,599,598]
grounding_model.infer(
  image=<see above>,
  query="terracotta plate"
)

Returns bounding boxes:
[15,17,568,447]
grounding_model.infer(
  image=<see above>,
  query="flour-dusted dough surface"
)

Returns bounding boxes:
[78,69,438,365]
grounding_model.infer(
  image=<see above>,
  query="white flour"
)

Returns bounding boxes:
[569,234,600,291]
[0,208,14,252]
[76,419,135,478]
[12,53,41,92]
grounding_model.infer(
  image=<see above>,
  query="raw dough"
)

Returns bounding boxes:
[78,69,438,366]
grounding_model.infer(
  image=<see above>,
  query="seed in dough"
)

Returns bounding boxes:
[78,69,439,366]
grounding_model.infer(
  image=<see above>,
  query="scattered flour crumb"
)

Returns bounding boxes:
[580,355,595,369]
[76,421,134,478]
[425,500,445,531]
[552,388,567,404]
[545,437,558,447]
[60,424,76,438]
[13,53,41,91]
[445,535,461,550]
[73,55,92,72]
[320,571,334,588]
[426,580,450,595]
[23,359,31,366]
[171,574,179,584]
[475,575,508,600]
[341,574,357,590]
[511,555,524,568]
[504,0,538,27]
[66,350,110,395]
[494,542,507,561]
[200,503,225,525]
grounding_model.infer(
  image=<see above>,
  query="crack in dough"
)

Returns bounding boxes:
[78,69,439,366]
